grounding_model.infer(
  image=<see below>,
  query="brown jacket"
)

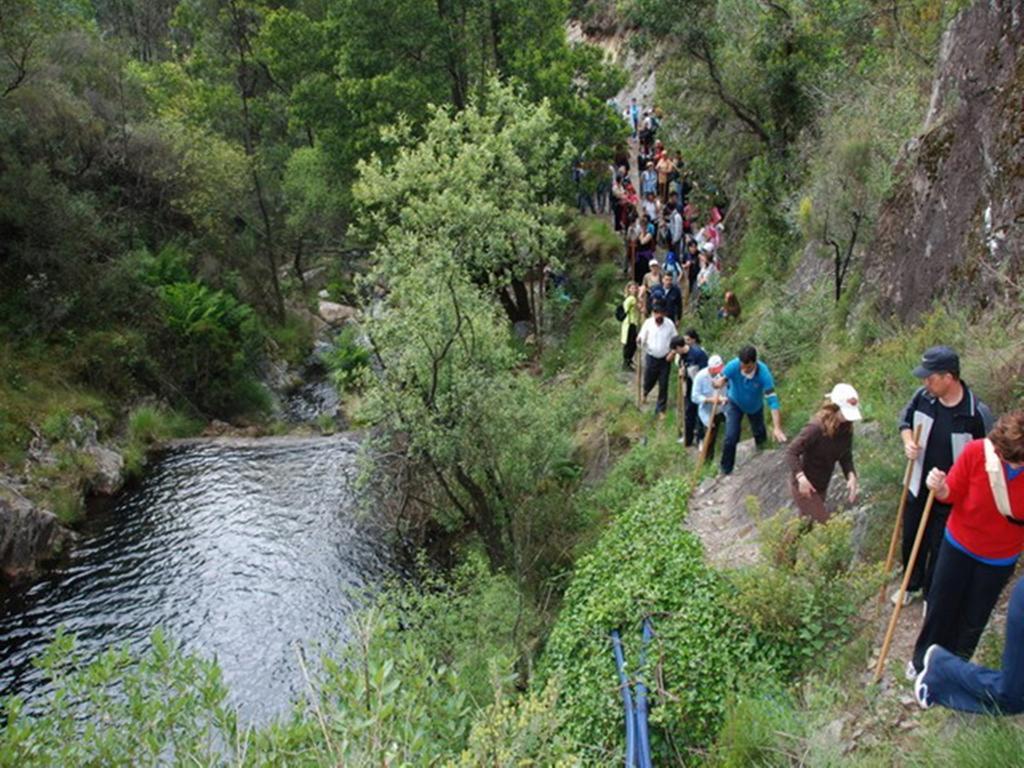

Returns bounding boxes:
[786,420,854,495]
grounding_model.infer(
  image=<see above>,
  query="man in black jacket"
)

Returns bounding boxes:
[895,346,994,610]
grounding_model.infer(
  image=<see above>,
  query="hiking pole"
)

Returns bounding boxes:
[873,487,937,683]
[692,398,720,484]
[636,342,644,409]
[878,424,923,607]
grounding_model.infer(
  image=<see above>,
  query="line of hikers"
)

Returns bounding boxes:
[628,321,1024,715]
[599,123,1024,717]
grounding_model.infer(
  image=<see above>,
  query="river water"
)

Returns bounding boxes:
[0,435,391,723]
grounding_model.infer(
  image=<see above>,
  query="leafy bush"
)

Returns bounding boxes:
[322,327,370,393]
[156,281,269,417]
[0,629,234,767]
[539,478,765,761]
[455,682,580,766]
[265,311,315,367]
[69,329,151,398]
[728,515,873,678]
[752,284,830,375]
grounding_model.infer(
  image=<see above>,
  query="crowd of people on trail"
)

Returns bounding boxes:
[597,108,1024,718]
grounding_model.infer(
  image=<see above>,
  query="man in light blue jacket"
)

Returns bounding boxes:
[691,354,727,459]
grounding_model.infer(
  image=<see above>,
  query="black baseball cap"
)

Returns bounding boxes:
[912,346,960,378]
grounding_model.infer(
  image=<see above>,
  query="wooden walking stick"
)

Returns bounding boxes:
[635,342,644,408]
[878,424,924,606]
[873,487,938,683]
[692,398,720,483]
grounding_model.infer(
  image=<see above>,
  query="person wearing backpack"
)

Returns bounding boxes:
[619,282,640,371]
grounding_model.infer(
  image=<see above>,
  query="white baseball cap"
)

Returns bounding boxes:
[828,383,862,422]
[707,354,724,375]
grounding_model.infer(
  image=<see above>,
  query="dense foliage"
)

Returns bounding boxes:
[0,0,622,449]
[539,477,762,760]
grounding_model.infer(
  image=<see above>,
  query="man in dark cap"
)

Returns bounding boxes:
[894,346,994,614]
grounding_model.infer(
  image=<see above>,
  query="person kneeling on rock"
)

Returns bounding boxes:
[786,383,861,524]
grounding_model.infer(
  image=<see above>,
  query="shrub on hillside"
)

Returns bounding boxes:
[155,281,269,417]
[728,514,873,678]
[752,284,829,374]
[539,478,766,760]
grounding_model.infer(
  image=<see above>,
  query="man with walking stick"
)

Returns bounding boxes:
[691,354,726,460]
[891,347,993,609]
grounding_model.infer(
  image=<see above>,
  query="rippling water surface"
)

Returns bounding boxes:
[0,436,389,722]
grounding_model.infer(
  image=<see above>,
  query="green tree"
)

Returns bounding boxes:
[355,79,574,326]
[361,250,572,573]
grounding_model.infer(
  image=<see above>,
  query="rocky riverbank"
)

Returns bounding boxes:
[0,415,124,582]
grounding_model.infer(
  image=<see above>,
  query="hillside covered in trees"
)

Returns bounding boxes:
[2,0,1023,764]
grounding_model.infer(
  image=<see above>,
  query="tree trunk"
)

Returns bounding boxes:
[454,466,507,572]
[496,278,534,325]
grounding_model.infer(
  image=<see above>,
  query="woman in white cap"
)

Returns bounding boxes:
[785,384,862,523]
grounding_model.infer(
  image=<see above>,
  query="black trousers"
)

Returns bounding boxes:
[902,492,951,594]
[684,376,699,446]
[643,354,671,413]
[913,539,1015,670]
[623,324,637,367]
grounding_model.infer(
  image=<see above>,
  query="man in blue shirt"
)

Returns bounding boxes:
[714,345,787,474]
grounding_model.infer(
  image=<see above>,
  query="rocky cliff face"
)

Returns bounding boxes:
[867,0,1023,321]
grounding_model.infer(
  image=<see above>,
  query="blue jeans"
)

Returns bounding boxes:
[921,577,1024,714]
[719,401,767,475]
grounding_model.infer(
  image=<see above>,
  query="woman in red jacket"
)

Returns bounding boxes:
[909,411,1024,678]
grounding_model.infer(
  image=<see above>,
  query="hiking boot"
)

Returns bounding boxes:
[914,645,939,709]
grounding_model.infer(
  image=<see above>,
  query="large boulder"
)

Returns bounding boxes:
[84,444,125,496]
[0,482,73,582]
[866,0,1024,321]
[317,301,359,326]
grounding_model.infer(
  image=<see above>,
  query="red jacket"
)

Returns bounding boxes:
[945,439,1024,560]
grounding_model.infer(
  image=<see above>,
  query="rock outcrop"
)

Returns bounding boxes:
[2,414,125,581]
[867,0,1023,321]
[0,482,73,582]
[686,424,880,569]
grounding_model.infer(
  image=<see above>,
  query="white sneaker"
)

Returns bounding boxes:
[890,589,920,607]
[905,660,918,681]
[914,645,939,709]
[676,436,687,444]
